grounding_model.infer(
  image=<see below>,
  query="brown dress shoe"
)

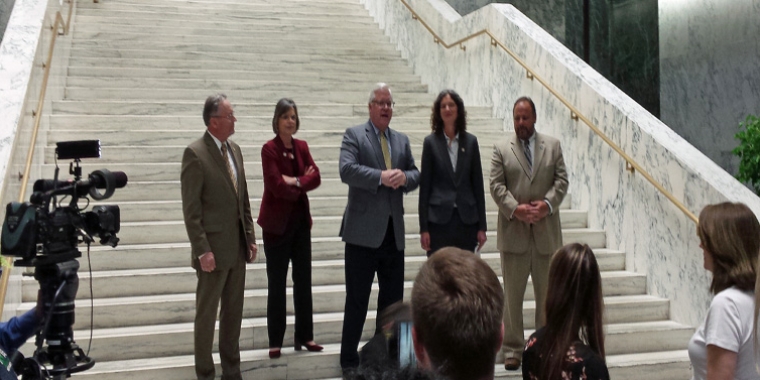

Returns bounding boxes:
[504,357,521,371]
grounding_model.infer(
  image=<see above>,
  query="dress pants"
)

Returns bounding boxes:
[340,218,405,369]
[263,217,314,348]
[427,208,479,256]
[500,235,552,359]
[195,247,246,380]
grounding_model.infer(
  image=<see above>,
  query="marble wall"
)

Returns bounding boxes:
[0,0,74,319]
[361,0,760,327]
[442,0,565,43]
[447,0,660,117]
[659,0,760,176]
[0,0,17,44]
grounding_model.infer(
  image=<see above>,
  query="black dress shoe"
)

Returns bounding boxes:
[504,357,521,370]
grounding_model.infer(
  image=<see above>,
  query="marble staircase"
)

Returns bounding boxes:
[15,0,692,378]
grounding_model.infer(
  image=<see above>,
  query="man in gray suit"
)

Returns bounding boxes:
[338,83,420,371]
[489,96,568,371]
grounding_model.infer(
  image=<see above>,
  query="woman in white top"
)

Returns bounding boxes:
[688,202,759,380]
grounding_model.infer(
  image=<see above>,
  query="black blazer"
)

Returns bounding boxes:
[418,131,487,232]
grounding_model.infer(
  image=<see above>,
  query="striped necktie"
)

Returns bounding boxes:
[522,139,532,172]
[221,143,238,194]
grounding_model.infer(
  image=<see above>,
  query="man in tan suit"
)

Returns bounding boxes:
[181,94,257,380]
[489,96,568,371]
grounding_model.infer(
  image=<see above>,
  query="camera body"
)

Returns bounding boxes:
[1,190,121,265]
[0,141,126,378]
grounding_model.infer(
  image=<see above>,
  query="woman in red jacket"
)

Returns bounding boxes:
[258,98,322,359]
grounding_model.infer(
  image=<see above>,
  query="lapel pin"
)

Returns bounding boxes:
[461,148,465,152]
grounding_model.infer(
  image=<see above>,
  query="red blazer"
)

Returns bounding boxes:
[257,136,321,235]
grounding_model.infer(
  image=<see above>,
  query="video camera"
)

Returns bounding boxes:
[0,140,127,379]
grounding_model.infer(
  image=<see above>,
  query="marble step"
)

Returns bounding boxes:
[68,346,691,380]
[73,14,379,31]
[74,9,378,23]
[44,143,501,164]
[25,315,689,363]
[65,51,412,67]
[51,101,494,118]
[17,282,665,330]
[72,25,389,42]
[63,88,437,103]
[94,179,342,201]
[62,76,426,92]
[112,203,580,233]
[69,39,403,55]
[45,115,501,135]
[100,198,563,222]
[71,230,614,274]
[70,239,617,274]
[601,350,691,380]
[79,178,549,202]
[76,0,366,6]
[70,29,392,45]
[65,66,423,83]
[38,158,498,181]
[75,1,372,13]
[65,57,414,74]
[102,213,603,245]
[79,178,554,203]
[76,0,370,14]
[46,130,504,148]
[22,260,639,303]
[74,11,380,33]
[77,0,365,7]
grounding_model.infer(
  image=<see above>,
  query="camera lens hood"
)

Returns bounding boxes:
[88,169,116,200]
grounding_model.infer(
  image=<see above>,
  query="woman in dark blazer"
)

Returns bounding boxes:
[257,98,322,359]
[419,89,487,256]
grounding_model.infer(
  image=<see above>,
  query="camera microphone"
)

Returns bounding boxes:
[33,179,71,193]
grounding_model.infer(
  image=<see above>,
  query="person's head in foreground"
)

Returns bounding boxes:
[411,247,504,380]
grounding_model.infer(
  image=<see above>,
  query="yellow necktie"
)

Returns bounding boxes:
[221,143,238,194]
[380,132,392,169]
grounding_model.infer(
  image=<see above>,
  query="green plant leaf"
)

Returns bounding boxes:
[734,114,760,194]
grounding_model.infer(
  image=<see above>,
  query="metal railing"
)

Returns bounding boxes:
[398,0,699,225]
[0,0,83,316]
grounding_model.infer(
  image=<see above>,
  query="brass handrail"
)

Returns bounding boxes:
[0,0,79,316]
[398,0,699,225]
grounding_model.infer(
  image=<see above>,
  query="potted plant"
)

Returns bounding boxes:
[733,114,760,194]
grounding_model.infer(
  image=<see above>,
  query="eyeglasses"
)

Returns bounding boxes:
[212,112,236,120]
[371,101,395,109]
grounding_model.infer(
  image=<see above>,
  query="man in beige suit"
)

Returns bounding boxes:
[181,94,257,380]
[489,97,568,371]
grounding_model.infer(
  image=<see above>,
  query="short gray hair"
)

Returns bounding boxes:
[368,83,392,103]
[203,93,227,127]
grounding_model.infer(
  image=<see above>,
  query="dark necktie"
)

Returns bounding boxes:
[522,139,532,172]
